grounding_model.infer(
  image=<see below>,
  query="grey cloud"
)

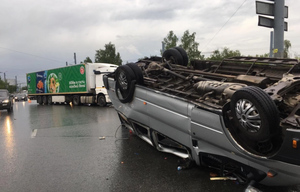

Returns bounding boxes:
[0,0,299,84]
[110,0,195,21]
[111,7,176,21]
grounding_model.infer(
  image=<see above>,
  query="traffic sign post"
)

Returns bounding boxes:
[256,0,288,58]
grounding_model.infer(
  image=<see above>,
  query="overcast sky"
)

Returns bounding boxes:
[1,0,299,84]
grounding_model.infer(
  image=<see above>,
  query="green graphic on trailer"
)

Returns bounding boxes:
[27,72,36,94]
[47,64,87,93]
[27,64,87,94]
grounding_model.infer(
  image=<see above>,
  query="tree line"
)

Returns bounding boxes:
[82,42,122,65]
[2,31,293,92]
[162,30,294,62]
[0,79,18,93]
[85,30,295,66]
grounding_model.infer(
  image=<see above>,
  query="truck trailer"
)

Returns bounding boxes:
[27,63,118,106]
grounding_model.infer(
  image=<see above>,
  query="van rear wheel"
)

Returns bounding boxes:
[230,86,279,142]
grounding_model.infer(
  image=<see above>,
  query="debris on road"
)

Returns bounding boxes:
[210,177,237,181]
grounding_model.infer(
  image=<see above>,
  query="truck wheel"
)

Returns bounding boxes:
[97,95,107,107]
[42,96,48,105]
[65,96,71,104]
[230,86,279,142]
[37,96,43,105]
[163,48,184,65]
[174,47,188,66]
[126,63,144,85]
[47,96,52,105]
[73,95,80,106]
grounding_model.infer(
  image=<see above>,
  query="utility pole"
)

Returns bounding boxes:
[269,31,274,57]
[0,71,7,82]
[15,76,18,92]
[74,53,77,64]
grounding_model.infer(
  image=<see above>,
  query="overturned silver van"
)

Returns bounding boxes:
[104,47,300,187]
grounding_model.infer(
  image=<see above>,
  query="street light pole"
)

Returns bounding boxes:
[4,72,6,82]
[0,71,7,82]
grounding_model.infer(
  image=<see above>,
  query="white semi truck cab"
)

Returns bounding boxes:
[92,64,118,106]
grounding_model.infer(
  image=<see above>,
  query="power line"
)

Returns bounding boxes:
[202,0,248,51]
[0,46,64,63]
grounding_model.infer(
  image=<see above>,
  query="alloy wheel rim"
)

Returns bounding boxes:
[235,99,261,133]
[118,71,128,90]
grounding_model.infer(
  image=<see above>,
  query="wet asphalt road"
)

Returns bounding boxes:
[0,101,299,192]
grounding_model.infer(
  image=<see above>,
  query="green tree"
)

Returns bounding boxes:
[8,85,17,93]
[0,79,16,93]
[0,79,6,89]
[162,30,204,64]
[180,30,204,62]
[161,30,178,54]
[255,53,269,58]
[207,47,241,61]
[95,42,122,65]
[84,57,92,63]
[284,39,291,58]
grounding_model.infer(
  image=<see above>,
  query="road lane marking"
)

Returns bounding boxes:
[31,129,37,138]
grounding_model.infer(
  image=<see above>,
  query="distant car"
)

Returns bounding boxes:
[15,93,27,101]
[0,89,13,112]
